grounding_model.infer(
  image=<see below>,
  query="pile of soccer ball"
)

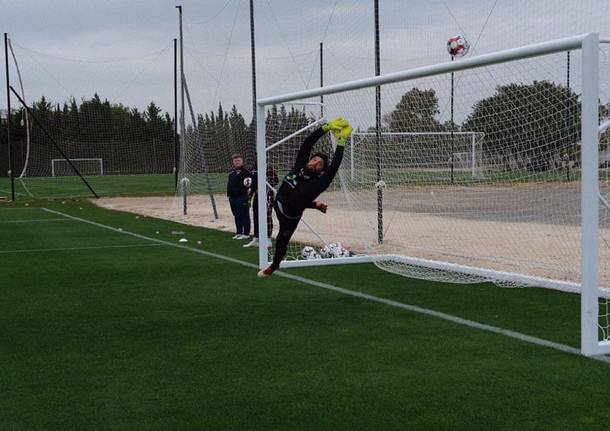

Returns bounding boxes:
[301,243,351,260]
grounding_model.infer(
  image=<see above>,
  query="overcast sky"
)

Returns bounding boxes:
[2,0,610,128]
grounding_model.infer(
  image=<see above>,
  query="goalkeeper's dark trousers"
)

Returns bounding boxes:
[252,191,274,239]
[270,202,301,270]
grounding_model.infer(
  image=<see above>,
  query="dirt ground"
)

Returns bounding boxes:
[94,184,610,286]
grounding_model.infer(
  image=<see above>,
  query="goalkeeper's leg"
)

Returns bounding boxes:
[258,204,299,277]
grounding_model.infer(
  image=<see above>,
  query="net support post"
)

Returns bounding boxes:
[256,103,269,269]
[580,32,602,356]
[4,33,15,201]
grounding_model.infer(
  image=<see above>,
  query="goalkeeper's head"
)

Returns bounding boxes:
[307,152,329,173]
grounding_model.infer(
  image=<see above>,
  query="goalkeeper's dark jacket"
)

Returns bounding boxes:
[227,167,251,198]
[275,127,344,218]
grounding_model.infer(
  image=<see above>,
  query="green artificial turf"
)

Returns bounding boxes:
[1,199,609,431]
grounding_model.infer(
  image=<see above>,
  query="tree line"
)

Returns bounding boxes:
[1,80,600,179]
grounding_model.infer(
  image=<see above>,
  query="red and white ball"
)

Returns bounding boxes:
[447,35,470,57]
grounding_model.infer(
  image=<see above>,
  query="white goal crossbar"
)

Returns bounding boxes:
[51,158,103,177]
[256,33,609,356]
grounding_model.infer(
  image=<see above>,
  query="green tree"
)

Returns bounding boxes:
[462,81,580,171]
[385,88,442,132]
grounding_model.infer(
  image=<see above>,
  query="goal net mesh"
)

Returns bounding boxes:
[4,39,177,198]
[266,46,610,345]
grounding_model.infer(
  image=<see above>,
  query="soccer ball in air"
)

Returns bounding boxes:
[302,246,320,260]
[447,35,470,57]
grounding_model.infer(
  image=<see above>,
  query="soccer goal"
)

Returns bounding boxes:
[349,131,485,182]
[51,158,103,177]
[257,33,610,357]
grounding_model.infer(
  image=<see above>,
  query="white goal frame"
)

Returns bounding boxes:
[257,33,609,356]
[349,131,484,180]
[51,158,103,177]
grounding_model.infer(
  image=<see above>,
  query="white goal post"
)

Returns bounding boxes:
[257,33,609,357]
[51,158,103,177]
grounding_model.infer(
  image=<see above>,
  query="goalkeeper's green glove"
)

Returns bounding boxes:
[323,117,349,133]
[335,120,353,147]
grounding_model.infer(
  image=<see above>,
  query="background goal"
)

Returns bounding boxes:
[349,131,485,182]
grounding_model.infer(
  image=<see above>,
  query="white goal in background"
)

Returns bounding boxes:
[257,33,610,357]
[51,158,103,177]
[349,131,485,181]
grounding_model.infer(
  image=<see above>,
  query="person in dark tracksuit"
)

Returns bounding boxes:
[243,165,279,248]
[258,118,352,278]
[227,154,252,239]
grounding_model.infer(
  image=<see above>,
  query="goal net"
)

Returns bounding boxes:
[257,34,610,356]
[4,37,177,198]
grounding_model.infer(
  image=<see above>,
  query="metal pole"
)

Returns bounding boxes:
[450,56,455,185]
[4,33,15,201]
[173,37,178,190]
[176,5,187,214]
[565,50,571,181]
[183,77,218,219]
[320,42,324,118]
[374,0,383,244]
[249,0,257,160]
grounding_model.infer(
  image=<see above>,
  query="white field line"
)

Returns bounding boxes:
[0,218,70,224]
[0,189,27,196]
[0,243,166,254]
[42,207,610,364]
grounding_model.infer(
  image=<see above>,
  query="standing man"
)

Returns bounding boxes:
[244,164,278,248]
[227,154,252,239]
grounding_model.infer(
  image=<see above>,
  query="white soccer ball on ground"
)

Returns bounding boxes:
[447,35,470,57]
[320,242,350,259]
[302,246,320,260]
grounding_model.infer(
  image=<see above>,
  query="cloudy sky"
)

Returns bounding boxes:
[2,0,610,127]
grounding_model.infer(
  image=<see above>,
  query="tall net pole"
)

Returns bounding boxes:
[249,0,257,160]
[173,37,178,190]
[177,5,187,214]
[450,56,455,185]
[320,42,324,118]
[374,0,383,244]
[3,33,15,201]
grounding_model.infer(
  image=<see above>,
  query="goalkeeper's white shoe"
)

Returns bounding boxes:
[257,266,275,278]
[232,234,241,239]
[243,238,259,248]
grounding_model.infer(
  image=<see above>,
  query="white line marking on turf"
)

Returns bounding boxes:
[0,189,27,196]
[0,243,166,254]
[42,207,610,364]
[0,218,70,224]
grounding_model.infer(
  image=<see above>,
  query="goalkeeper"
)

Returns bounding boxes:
[258,117,352,278]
